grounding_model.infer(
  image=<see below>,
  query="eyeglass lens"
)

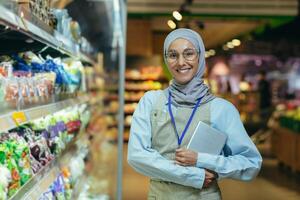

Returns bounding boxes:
[166,48,198,62]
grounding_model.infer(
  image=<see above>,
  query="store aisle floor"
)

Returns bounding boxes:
[122,144,300,200]
[123,144,149,200]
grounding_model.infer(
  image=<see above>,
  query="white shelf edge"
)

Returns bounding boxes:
[0,96,88,133]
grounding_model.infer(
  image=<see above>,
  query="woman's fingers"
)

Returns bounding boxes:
[175,148,198,166]
[175,149,185,157]
[205,170,215,179]
[175,155,187,163]
[175,161,187,166]
[203,179,213,188]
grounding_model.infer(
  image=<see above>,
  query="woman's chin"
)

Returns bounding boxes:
[174,78,192,85]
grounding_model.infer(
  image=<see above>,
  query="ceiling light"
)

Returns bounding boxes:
[167,20,176,29]
[223,45,229,51]
[205,52,210,58]
[209,49,216,56]
[227,42,234,49]
[25,38,34,43]
[173,11,182,21]
[232,39,241,46]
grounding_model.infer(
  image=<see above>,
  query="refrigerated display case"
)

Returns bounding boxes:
[0,0,127,199]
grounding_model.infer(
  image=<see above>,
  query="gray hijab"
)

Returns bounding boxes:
[163,28,215,108]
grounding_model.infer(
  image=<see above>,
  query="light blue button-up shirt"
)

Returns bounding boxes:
[127,90,262,189]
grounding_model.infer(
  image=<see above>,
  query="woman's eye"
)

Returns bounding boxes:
[184,50,195,56]
[186,52,194,56]
[168,52,177,59]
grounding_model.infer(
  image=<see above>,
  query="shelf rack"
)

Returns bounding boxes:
[0,95,89,133]
[0,5,95,65]
[0,3,99,200]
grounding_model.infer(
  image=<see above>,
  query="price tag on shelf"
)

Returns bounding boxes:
[12,112,27,125]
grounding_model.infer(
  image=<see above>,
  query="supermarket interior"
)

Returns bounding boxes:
[0,0,300,200]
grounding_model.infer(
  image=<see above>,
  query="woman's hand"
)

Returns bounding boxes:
[175,148,198,166]
[175,148,217,188]
[203,169,216,188]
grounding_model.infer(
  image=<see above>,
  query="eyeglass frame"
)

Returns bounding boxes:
[164,48,200,63]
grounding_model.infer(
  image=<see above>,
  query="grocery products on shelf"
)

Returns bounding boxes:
[0,3,115,199]
[125,91,144,102]
[278,100,300,133]
[124,103,138,114]
[125,66,166,81]
[0,4,95,64]
[220,92,260,124]
[125,81,162,91]
[123,67,169,141]
[8,0,53,30]
[0,52,89,113]
[125,115,133,127]
[39,135,89,200]
[0,104,90,199]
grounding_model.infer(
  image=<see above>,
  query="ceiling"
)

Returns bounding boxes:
[127,0,298,17]
[127,0,299,49]
[149,17,264,49]
[52,0,299,56]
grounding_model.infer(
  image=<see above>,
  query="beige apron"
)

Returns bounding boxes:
[148,91,221,200]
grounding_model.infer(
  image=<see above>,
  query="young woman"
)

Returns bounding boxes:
[127,28,262,200]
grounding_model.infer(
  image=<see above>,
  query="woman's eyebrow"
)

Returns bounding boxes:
[169,47,194,50]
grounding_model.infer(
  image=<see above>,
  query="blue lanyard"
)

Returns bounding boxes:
[168,91,203,146]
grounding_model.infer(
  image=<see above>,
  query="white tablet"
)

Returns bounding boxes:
[187,121,227,155]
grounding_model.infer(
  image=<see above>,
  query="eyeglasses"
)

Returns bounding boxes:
[165,48,199,63]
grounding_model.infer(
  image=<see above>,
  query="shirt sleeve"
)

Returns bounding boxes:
[196,99,262,181]
[127,91,206,189]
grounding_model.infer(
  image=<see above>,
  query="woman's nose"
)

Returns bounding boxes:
[178,54,185,65]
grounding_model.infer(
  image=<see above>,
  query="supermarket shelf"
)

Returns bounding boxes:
[104,95,119,101]
[104,112,118,116]
[125,98,142,102]
[125,87,161,91]
[125,76,169,82]
[105,87,119,92]
[9,159,60,200]
[103,109,118,115]
[124,111,134,115]
[124,132,130,142]
[108,123,118,128]
[0,5,95,65]
[0,95,89,133]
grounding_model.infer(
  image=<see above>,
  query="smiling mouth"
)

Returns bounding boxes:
[176,67,192,73]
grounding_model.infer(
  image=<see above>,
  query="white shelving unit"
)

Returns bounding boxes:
[0,4,95,65]
[0,3,94,199]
